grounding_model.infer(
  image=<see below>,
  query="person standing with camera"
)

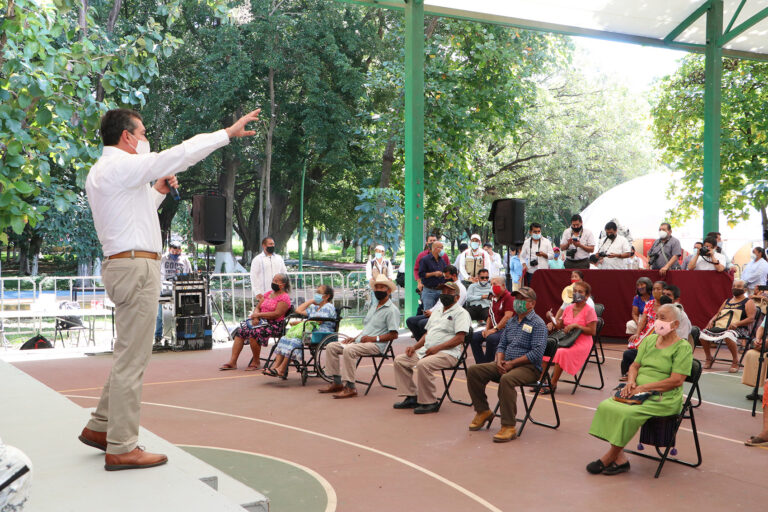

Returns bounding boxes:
[687,236,726,272]
[520,222,554,286]
[594,221,632,270]
[560,214,595,270]
[647,223,682,276]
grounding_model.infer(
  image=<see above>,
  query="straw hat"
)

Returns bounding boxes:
[371,274,397,292]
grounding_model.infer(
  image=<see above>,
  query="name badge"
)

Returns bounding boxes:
[522,324,533,333]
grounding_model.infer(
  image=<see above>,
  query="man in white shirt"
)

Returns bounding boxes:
[155,240,193,342]
[594,221,632,270]
[250,237,288,299]
[707,231,732,269]
[687,236,726,272]
[405,265,465,341]
[80,108,259,471]
[520,222,554,286]
[457,234,491,284]
[483,243,503,278]
[560,214,595,269]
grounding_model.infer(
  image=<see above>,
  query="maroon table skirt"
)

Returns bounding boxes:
[529,270,734,339]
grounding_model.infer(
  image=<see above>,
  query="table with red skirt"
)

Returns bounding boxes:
[529,270,734,339]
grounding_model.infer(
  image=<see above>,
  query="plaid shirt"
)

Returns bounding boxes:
[497,310,548,371]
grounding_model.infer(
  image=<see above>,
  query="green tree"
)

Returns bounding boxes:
[652,55,768,244]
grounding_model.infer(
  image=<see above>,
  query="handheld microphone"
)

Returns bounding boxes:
[167,179,180,201]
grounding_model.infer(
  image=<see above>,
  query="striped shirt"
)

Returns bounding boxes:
[496,310,548,371]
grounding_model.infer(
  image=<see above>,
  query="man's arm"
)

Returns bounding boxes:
[577,232,595,253]
[457,254,470,280]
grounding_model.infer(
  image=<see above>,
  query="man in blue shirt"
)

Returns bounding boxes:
[465,286,547,442]
[418,241,447,311]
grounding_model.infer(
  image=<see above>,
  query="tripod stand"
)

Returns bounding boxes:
[207,289,231,342]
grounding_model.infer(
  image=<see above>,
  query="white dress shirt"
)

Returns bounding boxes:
[86,130,230,256]
[486,251,503,277]
[520,237,554,273]
[250,252,288,297]
[596,235,632,270]
[561,227,596,261]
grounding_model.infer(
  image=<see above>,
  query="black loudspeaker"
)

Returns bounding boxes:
[20,335,52,350]
[489,198,525,246]
[192,193,226,245]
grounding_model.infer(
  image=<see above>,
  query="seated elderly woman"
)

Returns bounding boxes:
[546,270,594,327]
[541,280,598,394]
[700,279,756,373]
[219,273,292,371]
[587,304,693,475]
[265,285,337,379]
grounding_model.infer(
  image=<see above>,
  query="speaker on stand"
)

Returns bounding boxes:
[489,198,526,288]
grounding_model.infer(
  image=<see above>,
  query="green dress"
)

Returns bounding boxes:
[589,335,693,447]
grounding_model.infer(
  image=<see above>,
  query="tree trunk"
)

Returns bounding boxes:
[762,205,768,248]
[379,138,396,188]
[259,67,277,242]
[95,0,122,102]
[78,0,87,38]
[217,145,238,254]
[17,243,28,276]
[317,231,323,253]
[305,225,314,260]
[341,238,351,257]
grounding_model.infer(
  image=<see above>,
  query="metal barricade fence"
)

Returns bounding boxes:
[0,277,38,336]
[345,271,405,319]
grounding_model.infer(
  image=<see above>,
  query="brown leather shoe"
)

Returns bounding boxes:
[104,447,168,471]
[318,383,344,394]
[468,410,493,431]
[79,427,107,452]
[493,425,517,443]
[332,387,358,399]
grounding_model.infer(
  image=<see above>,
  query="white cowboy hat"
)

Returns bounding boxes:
[371,273,397,293]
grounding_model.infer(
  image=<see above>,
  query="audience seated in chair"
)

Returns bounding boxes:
[406,265,466,341]
[586,304,693,476]
[469,277,515,364]
[465,287,547,443]
[265,285,336,379]
[700,279,755,373]
[541,281,598,394]
[464,268,491,322]
[220,273,292,371]
[742,318,768,399]
[620,280,665,380]
[625,277,653,337]
[318,274,400,399]
[393,282,470,414]
[551,271,594,326]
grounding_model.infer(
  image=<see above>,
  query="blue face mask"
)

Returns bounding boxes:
[314,293,324,303]
[439,249,446,257]
[374,252,383,260]
[169,253,179,261]
[470,242,480,250]
[532,233,541,240]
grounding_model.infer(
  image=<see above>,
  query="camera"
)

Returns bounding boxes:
[758,285,768,291]
[699,247,710,256]
[648,252,658,267]
[571,237,579,242]
[529,259,538,267]
[588,254,600,264]
[598,252,607,258]
[566,248,577,258]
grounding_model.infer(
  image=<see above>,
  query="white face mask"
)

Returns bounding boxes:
[129,133,151,154]
[751,254,758,262]
[658,230,667,239]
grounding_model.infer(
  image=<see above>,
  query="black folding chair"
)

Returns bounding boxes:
[738,308,764,366]
[624,359,703,478]
[436,329,473,409]
[688,327,704,408]
[54,301,90,348]
[560,317,605,394]
[593,303,606,364]
[355,338,397,395]
[486,338,561,436]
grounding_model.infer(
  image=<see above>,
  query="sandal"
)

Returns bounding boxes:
[278,369,289,380]
[219,363,237,371]
[244,364,260,372]
[703,359,714,369]
[745,435,768,446]
[540,386,557,395]
[729,363,740,373]
[262,368,278,377]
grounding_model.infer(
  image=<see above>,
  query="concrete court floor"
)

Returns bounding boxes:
[9,339,768,512]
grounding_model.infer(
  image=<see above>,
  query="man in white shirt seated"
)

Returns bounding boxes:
[520,222,554,286]
[393,281,471,414]
[250,237,288,299]
[405,265,465,341]
[593,221,632,270]
[687,236,725,272]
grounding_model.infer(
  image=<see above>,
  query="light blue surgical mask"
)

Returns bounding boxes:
[470,242,480,250]
[532,233,541,240]
[374,252,383,260]
[440,249,446,257]
[314,293,324,303]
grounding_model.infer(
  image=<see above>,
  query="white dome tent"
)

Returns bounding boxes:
[579,172,764,267]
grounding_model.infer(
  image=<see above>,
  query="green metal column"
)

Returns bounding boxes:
[702,0,722,236]
[298,159,307,272]
[404,0,425,317]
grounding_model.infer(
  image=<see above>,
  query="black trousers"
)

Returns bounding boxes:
[621,348,638,375]
[464,305,489,322]
[406,315,429,341]
[565,258,589,269]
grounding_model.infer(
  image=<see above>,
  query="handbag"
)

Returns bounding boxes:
[611,383,660,405]
[548,327,582,348]
[285,320,319,339]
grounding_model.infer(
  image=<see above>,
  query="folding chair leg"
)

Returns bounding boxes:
[562,343,604,394]
[439,367,471,408]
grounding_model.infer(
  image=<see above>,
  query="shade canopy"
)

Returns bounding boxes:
[344,0,768,60]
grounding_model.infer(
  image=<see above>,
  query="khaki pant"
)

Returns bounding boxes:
[742,349,768,388]
[467,362,538,428]
[325,341,381,384]
[394,352,457,404]
[86,258,160,454]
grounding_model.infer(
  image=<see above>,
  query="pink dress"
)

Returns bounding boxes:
[549,304,598,375]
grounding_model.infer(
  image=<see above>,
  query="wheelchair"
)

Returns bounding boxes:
[277,305,351,385]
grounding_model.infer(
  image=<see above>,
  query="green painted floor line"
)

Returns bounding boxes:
[181,446,330,512]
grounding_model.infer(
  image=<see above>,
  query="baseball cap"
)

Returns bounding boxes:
[169,240,182,249]
[439,281,460,293]
[512,287,537,300]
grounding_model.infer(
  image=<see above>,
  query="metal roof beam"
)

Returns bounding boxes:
[720,6,768,46]
[664,1,712,43]
[725,0,747,34]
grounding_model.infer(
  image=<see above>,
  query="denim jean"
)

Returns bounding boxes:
[421,287,441,312]
[470,330,503,364]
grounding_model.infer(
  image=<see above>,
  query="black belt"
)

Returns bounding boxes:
[566,258,588,262]
[0,465,29,493]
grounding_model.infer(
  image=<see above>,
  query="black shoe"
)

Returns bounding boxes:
[414,402,440,414]
[746,392,763,401]
[586,459,605,474]
[393,396,418,409]
[602,461,630,475]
